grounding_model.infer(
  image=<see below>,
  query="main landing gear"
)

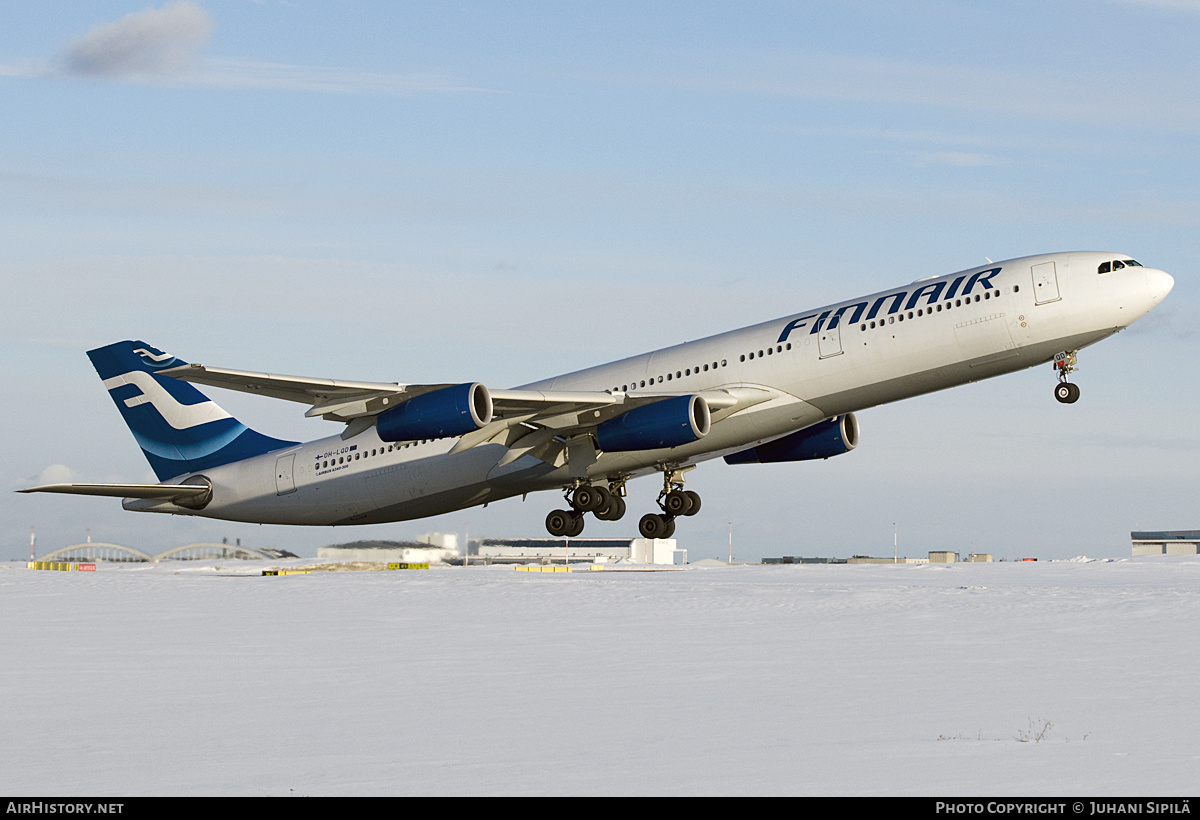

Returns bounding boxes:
[637,469,702,540]
[1053,350,1080,404]
[543,469,703,540]
[545,480,628,537]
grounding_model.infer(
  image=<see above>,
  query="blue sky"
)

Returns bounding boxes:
[4,1,1198,561]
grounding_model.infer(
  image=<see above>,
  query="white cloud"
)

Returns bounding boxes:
[10,3,482,95]
[906,151,1013,169]
[35,464,78,485]
[181,58,485,95]
[0,59,44,78]
[617,52,1200,135]
[61,1,214,78]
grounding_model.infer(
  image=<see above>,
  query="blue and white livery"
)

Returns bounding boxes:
[88,343,297,481]
[22,252,1175,539]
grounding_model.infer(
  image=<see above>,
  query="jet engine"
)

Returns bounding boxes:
[723,413,859,464]
[596,395,711,452]
[376,382,493,442]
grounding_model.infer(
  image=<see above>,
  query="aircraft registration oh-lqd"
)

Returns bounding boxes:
[21,252,1174,539]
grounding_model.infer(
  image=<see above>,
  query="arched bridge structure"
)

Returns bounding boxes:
[39,543,153,563]
[155,543,275,561]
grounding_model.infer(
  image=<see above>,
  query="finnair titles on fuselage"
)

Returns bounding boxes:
[22,252,1174,539]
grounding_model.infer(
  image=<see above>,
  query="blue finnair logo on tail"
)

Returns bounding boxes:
[88,341,297,481]
[102,370,233,430]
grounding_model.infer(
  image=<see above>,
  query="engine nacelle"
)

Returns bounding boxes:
[376,382,493,442]
[723,413,859,464]
[596,395,711,452]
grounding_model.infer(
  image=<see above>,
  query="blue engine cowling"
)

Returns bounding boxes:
[723,413,859,464]
[596,395,711,452]
[376,383,493,442]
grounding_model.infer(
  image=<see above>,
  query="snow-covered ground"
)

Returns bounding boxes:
[1,556,1196,796]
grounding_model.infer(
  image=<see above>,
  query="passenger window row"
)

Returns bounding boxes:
[739,343,792,364]
[318,441,430,469]
[612,282,1024,391]
[612,359,731,393]
[857,286,1017,332]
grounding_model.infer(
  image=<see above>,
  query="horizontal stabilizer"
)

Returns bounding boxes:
[18,483,211,500]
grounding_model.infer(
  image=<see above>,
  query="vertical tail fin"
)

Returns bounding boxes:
[88,341,297,481]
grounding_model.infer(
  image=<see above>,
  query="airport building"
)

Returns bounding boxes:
[1131,531,1200,556]
[317,538,458,564]
[314,535,684,565]
[470,537,683,565]
[765,551,991,564]
[849,555,930,564]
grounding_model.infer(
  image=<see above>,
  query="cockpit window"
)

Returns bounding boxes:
[1098,259,1142,274]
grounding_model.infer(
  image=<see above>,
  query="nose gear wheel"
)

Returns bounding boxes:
[1053,350,1080,403]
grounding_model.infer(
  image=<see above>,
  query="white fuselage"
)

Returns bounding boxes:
[127,251,1173,525]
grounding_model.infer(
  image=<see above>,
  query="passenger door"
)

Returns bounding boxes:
[1031,261,1061,305]
[275,453,296,495]
[818,320,843,358]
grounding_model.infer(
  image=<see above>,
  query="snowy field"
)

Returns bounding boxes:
[1,556,1197,796]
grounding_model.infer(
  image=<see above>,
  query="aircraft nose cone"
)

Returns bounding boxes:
[1146,268,1175,303]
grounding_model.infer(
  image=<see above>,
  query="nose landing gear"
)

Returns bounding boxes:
[1053,350,1080,404]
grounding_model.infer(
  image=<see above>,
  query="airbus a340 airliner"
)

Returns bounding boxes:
[23,252,1173,539]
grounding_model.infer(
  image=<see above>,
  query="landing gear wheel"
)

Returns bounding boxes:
[573,485,609,512]
[546,509,573,537]
[682,490,701,516]
[595,495,626,522]
[663,490,693,516]
[1054,382,1080,404]
[549,513,576,537]
[565,513,585,537]
[638,513,675,539]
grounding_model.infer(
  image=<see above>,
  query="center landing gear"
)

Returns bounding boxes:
[1053,350,1080,404]
[637,469,702,539]
[544,480,628,537]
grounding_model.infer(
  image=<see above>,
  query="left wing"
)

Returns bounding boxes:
[162,362,776,456]
[159,362,430,420]
[162,361,635,423]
